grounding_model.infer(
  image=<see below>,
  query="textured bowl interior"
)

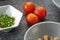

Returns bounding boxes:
[54,0,60,5]
[52,0,60,8]
[24,21,60,40]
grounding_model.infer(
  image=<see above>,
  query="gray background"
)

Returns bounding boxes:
[0,0,60,40]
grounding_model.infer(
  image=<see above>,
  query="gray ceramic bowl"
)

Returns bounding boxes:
[52,0,60,8]
[24,21,60,40]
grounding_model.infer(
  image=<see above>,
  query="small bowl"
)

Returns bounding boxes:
[52,0,60,8]
[0,5,23,32]
[24,21,60,40]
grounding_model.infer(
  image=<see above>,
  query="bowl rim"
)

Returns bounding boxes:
[24,21,60,40]
[52,0,60,8]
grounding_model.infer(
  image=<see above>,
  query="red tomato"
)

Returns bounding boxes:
[34,7,47,20]
[26,13,38,25]
[23,2,35,14]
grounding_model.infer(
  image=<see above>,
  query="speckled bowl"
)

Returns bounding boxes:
[24,21,60,40]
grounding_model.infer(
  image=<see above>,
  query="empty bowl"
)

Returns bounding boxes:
[24,21,60,40]
[52,0,60,8]
[0,5,23,32]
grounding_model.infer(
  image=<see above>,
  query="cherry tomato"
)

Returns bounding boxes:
[26,13,38,25]
[23,2,35,14]
[34,6,47,20]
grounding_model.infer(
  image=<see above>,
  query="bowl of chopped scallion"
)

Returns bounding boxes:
[0,5,23,32]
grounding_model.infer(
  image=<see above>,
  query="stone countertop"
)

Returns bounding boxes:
[0,0,60,40]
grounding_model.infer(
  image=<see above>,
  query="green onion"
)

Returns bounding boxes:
[0,14,15,28]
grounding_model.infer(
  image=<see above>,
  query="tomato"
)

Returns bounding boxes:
[34,7,47,20]
[23,2,35,14]
[26,13,38,25]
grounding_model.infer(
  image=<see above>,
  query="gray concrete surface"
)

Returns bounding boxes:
[0,0,60,40]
